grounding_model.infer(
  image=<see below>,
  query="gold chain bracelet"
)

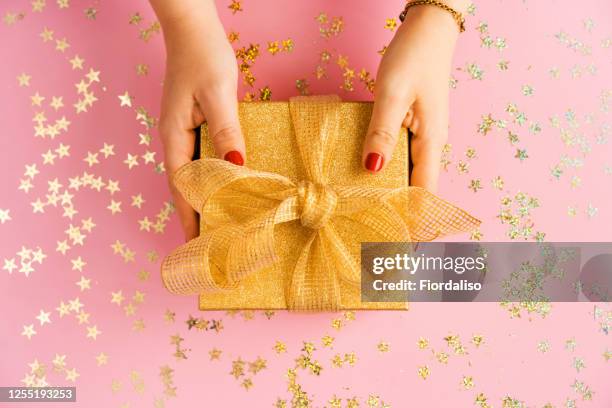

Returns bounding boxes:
[399,0,466,33]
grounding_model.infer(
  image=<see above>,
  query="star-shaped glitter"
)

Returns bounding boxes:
[417,337,429,349]
[95,352,109,366]
[321,335,334,347]
[273,341,287,354]
[110,290,124,305]
[68,298,83,312]
[84,7,97,19]
[3,258,17,273]
[99,143,115,158]
[139,217,152,231]
[228,0,242,14]
[36,310,51,326]
[164,309,175,323]
[76,276,91,291]
[105,180,120,195]
[124,303,136,316]
[0,209,11,224]
[131,194,145,208]
[124,153,139,169]
[17,73,31,87]
[142,151,156,164]
[69,55,84,70]
[85,68,100,83]
[107,200,122,214]
[384,18,397,31]
[65,368,79,382]
[83,151,99,167]
[136,63,149,76]
[49,96,64,111]
[133,319,145,332]
[118,91,133,107]
[31,199,46,214]
[22,324,37,339]
[86,325,101,340]
[76,310,90,324]
[71,256,86,272]
[417,365,430,379]
[209,348,222,360]
[56,301,71,317]
[377,342,390,353]
[55,38,70,52]
[31,92,45,106]
[52,354,66,371]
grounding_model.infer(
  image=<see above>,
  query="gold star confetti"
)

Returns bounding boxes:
[96,352,109,366]
[417,337,429,349]
[65,368,79,382]
[136,63,149,76]
[118,91,133,107]
[228,0,243,14]
[76,276,91,291]
[17,73,31,87]
[69,55,84,70]
[417,365,430,379]
[384,18,397,31]
[55,38,70,52]
[274,341,287,354]
[86,325,101,340]
[21,324,37,339]
[0,209,11,224]
[321,335,334,347]
[462,376,474,389]
[84,7,97,19]
[209,348,222,360]
[377,342,390,353]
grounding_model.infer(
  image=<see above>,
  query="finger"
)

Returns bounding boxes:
[196,86,245,166]
[169,178,199,241]
[159,89,199,241]
[363,89,415,173]
[409,109,448,192]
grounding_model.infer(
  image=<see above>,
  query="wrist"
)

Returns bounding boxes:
[151,0,225,53]
[440,0,470,14]
[400,2,463,38]
[164,13,227,55]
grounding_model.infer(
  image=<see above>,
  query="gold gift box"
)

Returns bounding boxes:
[161,95,480,311]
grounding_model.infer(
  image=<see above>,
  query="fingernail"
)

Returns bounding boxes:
[365,153,384,172]
[224,150,244,166]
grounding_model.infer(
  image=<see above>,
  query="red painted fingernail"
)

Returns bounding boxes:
[365,153,384,172]
[224,150,244,166]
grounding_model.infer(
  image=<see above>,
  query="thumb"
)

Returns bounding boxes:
[197,89,246,166]
[363,91,414,173]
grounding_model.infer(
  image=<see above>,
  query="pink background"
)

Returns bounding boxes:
[1,0,611,407]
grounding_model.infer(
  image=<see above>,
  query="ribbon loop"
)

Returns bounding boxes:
[297,181,337,230]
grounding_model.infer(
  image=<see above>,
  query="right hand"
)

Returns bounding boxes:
[158,11,245,241]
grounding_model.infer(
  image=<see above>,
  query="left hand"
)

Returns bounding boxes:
[362,3,466,192]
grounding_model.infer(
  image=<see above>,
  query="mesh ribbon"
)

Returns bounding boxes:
[161,95,481,310]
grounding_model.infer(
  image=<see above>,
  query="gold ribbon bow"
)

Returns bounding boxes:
[161,95,480,311]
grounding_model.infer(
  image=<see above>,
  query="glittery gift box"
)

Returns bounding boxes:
[161,96,478,310]
[196,99,410,310]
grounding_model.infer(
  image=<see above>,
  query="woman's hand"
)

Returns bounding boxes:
[363,1,468,192]
[150,0,245,241]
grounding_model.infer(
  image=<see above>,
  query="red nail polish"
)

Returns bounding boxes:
[365,153,384,172]
[224,150,244,166]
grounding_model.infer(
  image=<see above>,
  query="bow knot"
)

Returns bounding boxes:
[297,181,337,230]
